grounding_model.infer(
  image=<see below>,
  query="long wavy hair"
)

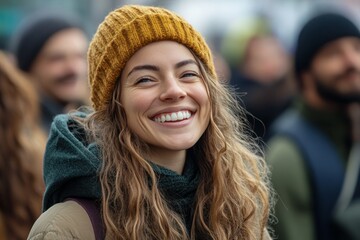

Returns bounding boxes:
[82,53,272,239]
[0,51,46,240]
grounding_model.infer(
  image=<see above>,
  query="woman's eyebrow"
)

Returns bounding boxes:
[175,59,198,69]
[127,65,159,77]
[127,59,198,77]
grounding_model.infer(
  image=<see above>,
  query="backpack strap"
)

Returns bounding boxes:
[270,110,345,240]
[69,198,104,240]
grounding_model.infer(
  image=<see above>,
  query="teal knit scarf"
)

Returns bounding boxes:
[43,113,201,232]
[151,150,200,231]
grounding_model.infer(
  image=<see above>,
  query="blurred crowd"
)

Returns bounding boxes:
[1,0,360,239]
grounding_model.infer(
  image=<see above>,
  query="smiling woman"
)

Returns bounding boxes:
[119,41,211,172]
[28,5,273,240]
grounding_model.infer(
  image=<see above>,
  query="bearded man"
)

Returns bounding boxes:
[267,10,360,240]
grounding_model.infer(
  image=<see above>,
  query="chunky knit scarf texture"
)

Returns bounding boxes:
[151,151,200,230]
[43,112,200,230]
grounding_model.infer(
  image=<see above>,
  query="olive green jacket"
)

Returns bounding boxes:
[266,99,351,240]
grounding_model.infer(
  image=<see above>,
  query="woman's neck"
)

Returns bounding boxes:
[148,148,186,174]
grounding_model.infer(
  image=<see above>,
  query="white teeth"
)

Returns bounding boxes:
[154,110,192,123]
[177,111,184,120]
[161,115,166,122]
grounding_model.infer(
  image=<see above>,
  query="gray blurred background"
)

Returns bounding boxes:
[1,0,360,55]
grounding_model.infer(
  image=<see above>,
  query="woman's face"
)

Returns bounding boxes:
[120,41,210,157]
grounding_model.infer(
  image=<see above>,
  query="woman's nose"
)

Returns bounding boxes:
[159,77,187,102]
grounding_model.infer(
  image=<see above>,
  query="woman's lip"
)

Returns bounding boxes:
[151,110,194,122]
[153,113,195,127]
[149,107,196,119]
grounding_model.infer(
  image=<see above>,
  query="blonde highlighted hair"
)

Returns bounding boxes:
[81,54,272,239]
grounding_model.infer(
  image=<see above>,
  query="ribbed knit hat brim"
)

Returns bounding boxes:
[88,5,215,111]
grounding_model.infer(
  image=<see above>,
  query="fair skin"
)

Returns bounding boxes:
[302,37,360,109]
[120,41,211,174]
[29,28,89,106]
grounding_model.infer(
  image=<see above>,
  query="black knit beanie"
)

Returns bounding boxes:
[11,13,82,72]
[294,11,360,79]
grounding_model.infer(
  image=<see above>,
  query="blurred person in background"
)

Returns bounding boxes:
[0,50,47,240]
[267,10,360,240]
[10,12,90,132]
[221,16,296,142]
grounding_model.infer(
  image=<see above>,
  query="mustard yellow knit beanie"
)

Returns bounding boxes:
[88,5,216,110]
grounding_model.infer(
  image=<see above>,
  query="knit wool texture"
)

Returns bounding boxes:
[88,5,216,111]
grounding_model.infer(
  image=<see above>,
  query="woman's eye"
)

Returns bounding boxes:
[182,72,199,78]
[136,77,153,84]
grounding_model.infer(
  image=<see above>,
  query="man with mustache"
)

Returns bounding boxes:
[266,10,360,240]
[11,12,89,132]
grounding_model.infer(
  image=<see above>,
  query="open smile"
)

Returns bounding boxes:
[152,110,193,123]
